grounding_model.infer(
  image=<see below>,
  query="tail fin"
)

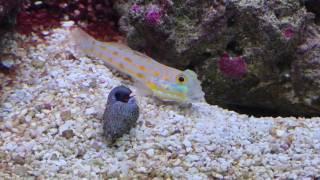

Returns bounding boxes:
[69,27,96,56]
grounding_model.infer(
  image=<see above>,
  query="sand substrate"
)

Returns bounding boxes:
[0,28,320,179]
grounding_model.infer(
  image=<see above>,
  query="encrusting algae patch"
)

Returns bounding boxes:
[0,27,320,179]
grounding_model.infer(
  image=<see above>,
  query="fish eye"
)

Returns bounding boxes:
[178,76,185,82]
[176,74,188,84]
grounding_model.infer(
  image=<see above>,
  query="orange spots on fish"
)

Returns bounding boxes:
[153,71,160,77]
[164,76,170,81]
[124,57,132,63]
[137,73,145,79]
[139,65,146,72]
[107,57,113,62]
[84,49,91,54]
[127,69,135,75]
[112,51,119,56]
[97,52,105,59]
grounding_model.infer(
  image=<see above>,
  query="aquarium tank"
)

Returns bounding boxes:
[0,0,320,179]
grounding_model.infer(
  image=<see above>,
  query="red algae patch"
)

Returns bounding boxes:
[218,53,247,79]
[16,0,123,42]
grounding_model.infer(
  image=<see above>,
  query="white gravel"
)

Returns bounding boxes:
[0,28,320,179]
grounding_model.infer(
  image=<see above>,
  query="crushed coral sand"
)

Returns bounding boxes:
[1,27,320,179]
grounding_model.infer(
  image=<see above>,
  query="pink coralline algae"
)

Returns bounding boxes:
[218,53,247,79]
[144,5,163,26]
[282,27,295,39]
[130,4,144,15]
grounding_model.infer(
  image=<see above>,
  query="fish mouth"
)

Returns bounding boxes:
[188,90,206,103]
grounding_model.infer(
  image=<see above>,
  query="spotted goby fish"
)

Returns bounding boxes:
[70,27,205,104]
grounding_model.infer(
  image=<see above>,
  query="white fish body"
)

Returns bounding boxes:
[70,27,205,104]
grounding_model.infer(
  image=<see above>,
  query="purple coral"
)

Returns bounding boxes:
[218,53,247,79]
[144,5,163,26]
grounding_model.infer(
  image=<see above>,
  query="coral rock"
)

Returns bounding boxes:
[218,53,247,79]
[115,0,320,116]
[0,0,21,29]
